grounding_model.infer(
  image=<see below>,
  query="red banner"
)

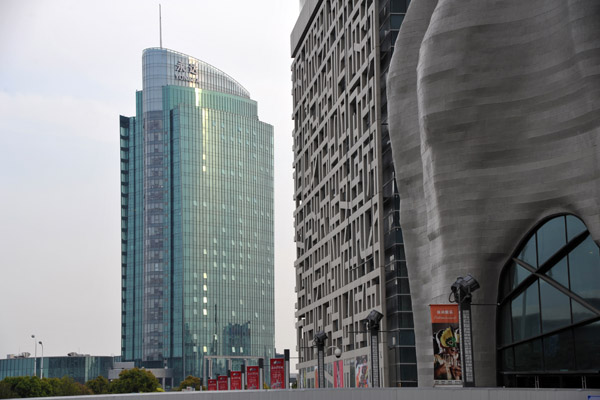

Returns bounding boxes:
[333,360,344,388]
[270,358,285,389]
[230,371,242,390]
[430,304,461,386]
[207,379,217,391]
[247,366,260,390]
[217,375,228,391]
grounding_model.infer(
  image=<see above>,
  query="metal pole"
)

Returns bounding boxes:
[241,363,246,390]
[31,335,37,377]
[258,358,264,389]
[370,328,380,387]
[459,293,475,386]
[158,4,162,49]
[227,369,231,390]
[203,357,207,389]
[284,349,290,389]
[316,343,325,388]
[38,342,44,379]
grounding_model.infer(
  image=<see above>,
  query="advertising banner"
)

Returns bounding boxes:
[207,379,217,391]
[355,355,369,387]
[230,371,242,390]
[217,375,228,391]
[430,304,462,386]
[333,360,344,388]
[247,366,260,390]
[270,358,285,389]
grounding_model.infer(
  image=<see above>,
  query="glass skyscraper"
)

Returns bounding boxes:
[120,48,274,386]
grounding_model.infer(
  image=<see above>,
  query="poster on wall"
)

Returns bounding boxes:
[247,366,260,390]
[355,355,369,387]
[207,379,217,391]
[230,371,242,390]
[430,304,462,386]
[270,358,285,389]
[217,375,228,390]
[333,360,344,388]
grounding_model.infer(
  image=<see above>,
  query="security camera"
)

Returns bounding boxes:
[334,348,342,359]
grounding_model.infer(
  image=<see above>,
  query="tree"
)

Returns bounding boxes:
[0,379,19,399]
[85,376,110,395]
[2,376,50,398]
[176,375,201,391]
[110,368,161,393]
[0,376,90,398]
[53,377,91,397]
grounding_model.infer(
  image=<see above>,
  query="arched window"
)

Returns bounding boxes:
[497,215,600,388]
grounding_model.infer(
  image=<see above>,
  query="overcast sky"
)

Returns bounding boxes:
[0,0,300,365]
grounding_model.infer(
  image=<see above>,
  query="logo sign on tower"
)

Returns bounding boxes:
[174,60,199,84]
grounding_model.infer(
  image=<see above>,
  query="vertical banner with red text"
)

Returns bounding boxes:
[230,371,242,390]
[217,375,228,391]
[430,304,462,386]
[207,379,217,391]
[270,358,285,389]
[247,366,260,390]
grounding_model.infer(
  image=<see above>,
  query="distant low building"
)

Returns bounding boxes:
[0,354,115,383]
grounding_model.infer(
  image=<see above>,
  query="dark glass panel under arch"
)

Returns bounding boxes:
[518,235,538,268]
[497,215,600,388]
[514,339,543,371]
[501,261,530,297]
[546,256,569,288]
[536,216,566,266]
[499,303,512,346]
[566,215,587,241]
[540,279,572,333]
[574,320,600,370]
[543,330,575,371]
[511,281,541,342]
[571,300,596,324]
[568,236,600,309]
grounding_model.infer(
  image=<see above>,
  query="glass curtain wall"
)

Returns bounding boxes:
[497,215,600,388]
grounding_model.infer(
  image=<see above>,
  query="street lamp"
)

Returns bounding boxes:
[450,274,480,387]
[38,341,44,379]
[31,335,37,377]
[313,331,327,388]
[365,310,384,387]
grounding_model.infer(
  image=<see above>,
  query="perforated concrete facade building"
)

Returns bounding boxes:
[291,0,416,388]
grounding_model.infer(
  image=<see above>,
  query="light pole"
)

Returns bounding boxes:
[38,341,44,379]
[31,335,37,377]
[450,274,480,387]
[313,331,327,388]
[365,310,384,387]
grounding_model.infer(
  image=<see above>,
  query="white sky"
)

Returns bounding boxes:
[0,0,300,367]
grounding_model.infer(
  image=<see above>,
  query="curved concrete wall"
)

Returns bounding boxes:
[387,0,600,386]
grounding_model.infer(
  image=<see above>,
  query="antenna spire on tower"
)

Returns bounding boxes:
[159,4,163,49]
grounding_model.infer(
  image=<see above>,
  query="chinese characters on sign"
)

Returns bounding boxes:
[207,379,217,391]
[430,304,462,386]
[217,375,228,391]
[270,358,285,389]
[247,366,260,390]
[230,371,242,390]
[174,60,199,84]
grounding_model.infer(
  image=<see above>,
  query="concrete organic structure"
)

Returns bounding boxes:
[387,0,600,387]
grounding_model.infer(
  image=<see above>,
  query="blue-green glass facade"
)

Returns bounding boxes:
[0,356,115,384]
[120,48,274,385]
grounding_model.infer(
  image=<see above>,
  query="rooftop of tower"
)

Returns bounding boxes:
[143,47,251,99]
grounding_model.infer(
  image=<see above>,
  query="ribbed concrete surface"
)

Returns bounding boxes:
[387,0,600,387]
